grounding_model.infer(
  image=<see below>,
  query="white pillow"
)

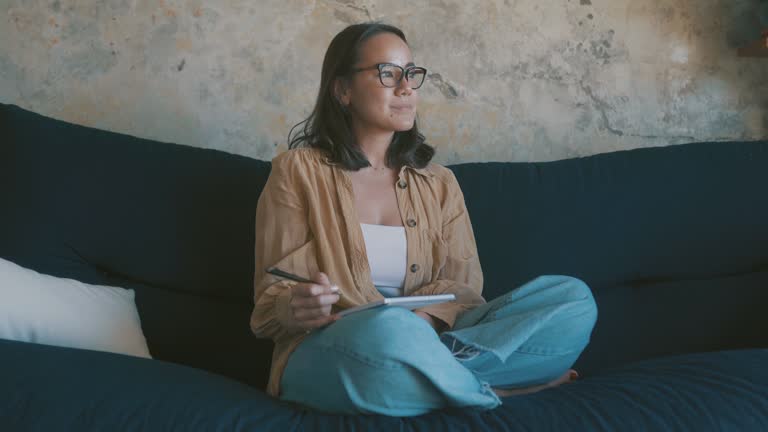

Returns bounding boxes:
[0,257,151,358]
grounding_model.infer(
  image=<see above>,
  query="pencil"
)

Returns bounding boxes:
[265,267,314,283]
[266,267,342,296]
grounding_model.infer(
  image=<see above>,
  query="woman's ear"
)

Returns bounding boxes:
[333,78,351,107]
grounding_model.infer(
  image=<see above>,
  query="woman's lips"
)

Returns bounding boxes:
[390,104,414,112]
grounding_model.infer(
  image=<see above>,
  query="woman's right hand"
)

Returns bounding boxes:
[289,272,341,331]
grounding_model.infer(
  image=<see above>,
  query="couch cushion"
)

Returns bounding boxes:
[2,338,766,431]
[0,103,273,388]
[0,339,291,431]
[0,103,270,300]
[575,269,768,374]
[449,140,768,296]
[0,257,150,359]
[480,348,768,431]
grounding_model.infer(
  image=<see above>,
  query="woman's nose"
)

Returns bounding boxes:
[395,77,413,96]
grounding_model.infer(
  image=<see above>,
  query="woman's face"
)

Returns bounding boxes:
[338,32,420,136]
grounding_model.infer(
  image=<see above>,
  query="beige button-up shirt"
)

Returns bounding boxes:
[250,147,485,397]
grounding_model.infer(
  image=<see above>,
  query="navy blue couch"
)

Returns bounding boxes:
[1,102,767,430]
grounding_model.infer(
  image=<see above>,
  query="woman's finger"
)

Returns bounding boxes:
[294,305,333,321]
[290,293,340,308]
[291,283,322,297]
[292,283,338,298]
[314,272,331,287]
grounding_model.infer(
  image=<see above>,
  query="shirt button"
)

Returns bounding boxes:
[410,264,420,273]
[397,180,408,189]
[406,218,417,227]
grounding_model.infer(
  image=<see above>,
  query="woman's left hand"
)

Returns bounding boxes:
[414,311,447,333]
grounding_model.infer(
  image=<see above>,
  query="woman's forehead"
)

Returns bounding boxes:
[357,33,414,67]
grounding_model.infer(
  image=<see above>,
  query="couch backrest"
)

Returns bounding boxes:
[2,103,767,385]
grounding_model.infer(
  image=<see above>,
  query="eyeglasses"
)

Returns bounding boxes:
[350,63,428,89]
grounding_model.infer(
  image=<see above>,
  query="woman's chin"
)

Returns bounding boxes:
[392,119,416,132]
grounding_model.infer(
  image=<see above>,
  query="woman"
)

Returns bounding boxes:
[250,22,597,416]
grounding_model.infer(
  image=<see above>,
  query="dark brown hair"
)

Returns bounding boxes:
[288,22,434,170]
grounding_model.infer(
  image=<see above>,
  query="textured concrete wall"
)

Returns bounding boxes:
[1,0,766,163]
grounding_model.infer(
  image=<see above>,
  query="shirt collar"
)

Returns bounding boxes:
[322,156,435,179]
[400,164,435,178]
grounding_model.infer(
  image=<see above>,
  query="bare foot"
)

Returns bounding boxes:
[492,369,578,397]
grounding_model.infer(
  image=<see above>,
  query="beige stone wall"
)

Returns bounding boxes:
[1,0,766,163]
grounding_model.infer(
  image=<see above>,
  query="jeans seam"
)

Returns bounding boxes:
[442,334,503,364]
[309,343,412,370]
[515,336,590,356]
[513,346,582,356]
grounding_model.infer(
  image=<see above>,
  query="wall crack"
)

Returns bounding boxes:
[579,80,624,136]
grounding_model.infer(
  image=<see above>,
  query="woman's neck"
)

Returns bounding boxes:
[353,127,394,169]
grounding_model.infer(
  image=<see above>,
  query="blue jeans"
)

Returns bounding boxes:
[280,275,598,416]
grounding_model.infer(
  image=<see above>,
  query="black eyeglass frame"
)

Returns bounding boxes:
[349,62,428,89]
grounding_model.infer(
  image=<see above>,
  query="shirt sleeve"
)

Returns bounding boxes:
[411,170,486,329]
[250,153,317,341]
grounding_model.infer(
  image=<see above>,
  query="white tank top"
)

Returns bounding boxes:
[360,223,407,297]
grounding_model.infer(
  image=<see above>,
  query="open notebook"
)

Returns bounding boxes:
[336,294,456,317]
